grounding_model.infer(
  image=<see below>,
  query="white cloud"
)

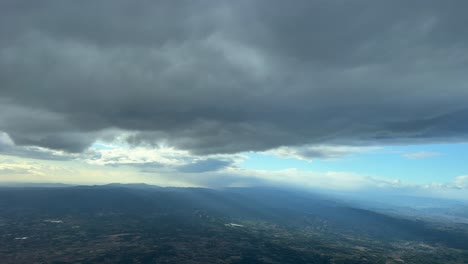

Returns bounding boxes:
[0,157,77,180]
[403,151,441,159]
[81,141,246,174]
[423,175,468,190]
[453,175,468,188]
[418,176,468,201]
[0,131,14,146]
[84,145,190,167]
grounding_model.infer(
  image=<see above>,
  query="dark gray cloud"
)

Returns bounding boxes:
[177,158,234,173]
[1,0,468,155]
[0,146,74,161]
[0,131,74,160]
[269,145,378,161]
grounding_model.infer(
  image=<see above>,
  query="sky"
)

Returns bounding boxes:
[0,1,468,200]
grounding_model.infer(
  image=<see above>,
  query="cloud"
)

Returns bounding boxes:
[0,167,31,175]
[423,175,468,190]
[453,175,468,188]
[0,158,77,179]
[83,144,190,167]
[403,151,441,159]
[1,1,468,156]
[0,131,14,147]
[77,141,244,175]
[0,131,77,160]
[1,131,240,174]
[177,158,234,173]
[418,175,468,200]
[268,145,379,161]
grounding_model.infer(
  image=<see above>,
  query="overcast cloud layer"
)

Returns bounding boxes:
[1,0,468,156]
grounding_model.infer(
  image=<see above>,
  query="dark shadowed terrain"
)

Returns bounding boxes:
[1,185,468,263]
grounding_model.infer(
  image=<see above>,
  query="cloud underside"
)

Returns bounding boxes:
[1,0,468,156]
